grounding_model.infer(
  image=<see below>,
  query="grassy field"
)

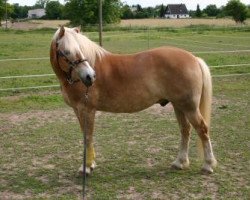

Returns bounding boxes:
[0,24,250,199]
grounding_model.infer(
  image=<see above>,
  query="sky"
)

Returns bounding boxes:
[8,0,250,10]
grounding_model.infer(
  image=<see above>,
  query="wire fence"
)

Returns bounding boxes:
[0,63,250,80]
[1,49,250,63]
[0,63,249,91]
[1,54,250,91]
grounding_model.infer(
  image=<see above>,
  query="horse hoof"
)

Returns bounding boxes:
[78,161,96,175]
[201,164,214,174]
[90,161,97,170]
[171,163,183,170]
[171,159,189,170]
[201,167,213,174]
[201,159,217,174]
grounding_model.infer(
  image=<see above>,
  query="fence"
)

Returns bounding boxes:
[0,28,249,93]
[0,58,249,91]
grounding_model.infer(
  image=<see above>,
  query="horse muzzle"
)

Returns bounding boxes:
[76,63,96,87]
[81,73,96,87]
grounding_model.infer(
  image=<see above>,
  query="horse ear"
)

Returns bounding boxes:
[58,26,65,38]
[73,26,81,33]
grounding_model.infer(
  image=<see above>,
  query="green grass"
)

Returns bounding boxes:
[0,27,250,199]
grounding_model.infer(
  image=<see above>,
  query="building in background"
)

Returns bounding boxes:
[28,9,46,19]
[165,4,189,19]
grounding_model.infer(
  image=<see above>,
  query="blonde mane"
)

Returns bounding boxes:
[53,27,108,66]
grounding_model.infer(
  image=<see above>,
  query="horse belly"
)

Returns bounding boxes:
[99,98,155,113]
[97,83,162,113]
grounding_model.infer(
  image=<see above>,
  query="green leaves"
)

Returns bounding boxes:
[64,0,122,26]
[225,0,248,23]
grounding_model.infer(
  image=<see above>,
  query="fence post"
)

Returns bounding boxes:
[5,0,8,29]
[99,0,103,47]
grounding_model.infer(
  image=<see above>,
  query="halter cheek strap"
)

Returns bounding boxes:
[56,44,88,85]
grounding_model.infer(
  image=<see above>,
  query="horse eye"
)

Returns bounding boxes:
[64,50,70,55]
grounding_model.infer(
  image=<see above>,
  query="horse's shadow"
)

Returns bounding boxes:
[73,163,201,186]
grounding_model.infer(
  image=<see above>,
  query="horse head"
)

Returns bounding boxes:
[54,26,96,87]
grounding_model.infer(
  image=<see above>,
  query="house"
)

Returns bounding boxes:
[165,4,189,19]
[28,9,46,19]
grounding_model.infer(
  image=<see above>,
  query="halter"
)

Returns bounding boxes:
[56,43,88,84]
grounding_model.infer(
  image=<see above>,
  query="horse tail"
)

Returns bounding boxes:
[196,57,212,156]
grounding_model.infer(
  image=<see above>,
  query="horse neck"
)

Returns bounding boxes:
[52,63,68,85]
[50,41,68,85]
[78,34,109,65]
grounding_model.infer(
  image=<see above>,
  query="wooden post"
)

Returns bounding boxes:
[99,0,103,46]
[5,0,8,29]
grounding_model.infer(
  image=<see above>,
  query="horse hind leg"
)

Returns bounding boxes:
[171,107,192,170]
[185,110,217,174]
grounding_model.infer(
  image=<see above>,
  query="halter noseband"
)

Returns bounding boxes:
[56,44,88,85]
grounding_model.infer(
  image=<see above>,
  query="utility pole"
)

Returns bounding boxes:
[98,0,103,46]
[5,0,7,29]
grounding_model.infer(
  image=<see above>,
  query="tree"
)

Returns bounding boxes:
[203,4,219,17]
[145,7,155,18]
[195,4,202,17]
[10,3,30,19]
[34,0,49,9]
[63,0,122,25]
[0,0,14,26]
[45,1,62,19]
[130,4,153,19]
[159,4,165,18]
[103,0,122,23]
[225,0,248,23]
[121,4,133,19]
[0,0,5,25]
[247,6,250,18]
[136,4,142,12]
[63,0,98,25]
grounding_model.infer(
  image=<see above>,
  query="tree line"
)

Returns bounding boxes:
[0,0,249,26]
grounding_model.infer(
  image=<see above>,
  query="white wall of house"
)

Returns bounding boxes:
[28,9,46,19]
[165,14,190,19]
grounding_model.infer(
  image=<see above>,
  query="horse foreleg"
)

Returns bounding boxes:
[74,107,96,174]
[171,107,192,170]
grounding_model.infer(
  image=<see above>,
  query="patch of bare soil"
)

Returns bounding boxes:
[117,186,144,200]
[0,103,172,133]
[0,191,32,200]
[2,108,75,127]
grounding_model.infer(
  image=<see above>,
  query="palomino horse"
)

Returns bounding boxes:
[50,26,217,174]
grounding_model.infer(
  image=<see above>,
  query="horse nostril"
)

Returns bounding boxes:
[86,74,91,81]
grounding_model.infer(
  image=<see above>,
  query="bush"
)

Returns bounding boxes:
[225,0,248,23]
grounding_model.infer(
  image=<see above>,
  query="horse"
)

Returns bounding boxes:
[50,26,217,175]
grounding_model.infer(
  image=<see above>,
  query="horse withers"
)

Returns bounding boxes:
[50,26,217,174]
